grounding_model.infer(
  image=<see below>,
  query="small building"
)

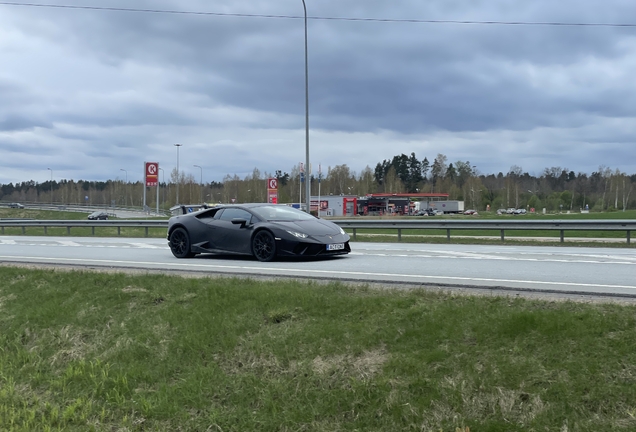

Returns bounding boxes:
[306,193,458,217]
[310,195,358,217]
[358,193,449,216]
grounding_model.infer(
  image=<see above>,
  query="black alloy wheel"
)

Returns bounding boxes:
[169,227,195,258]
[252,230,276,262]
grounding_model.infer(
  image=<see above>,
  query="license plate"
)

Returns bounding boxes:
[326,243,344,251]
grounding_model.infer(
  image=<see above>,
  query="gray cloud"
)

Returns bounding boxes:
[1,0,636,184]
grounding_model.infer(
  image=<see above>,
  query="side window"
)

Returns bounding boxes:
[218,208,253,223]
[196,208,222,220]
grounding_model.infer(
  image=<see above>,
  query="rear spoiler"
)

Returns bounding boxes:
[169,204,213,216]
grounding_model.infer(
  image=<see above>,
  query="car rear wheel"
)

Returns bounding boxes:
[252,230,276,262]
[169,227,195,258]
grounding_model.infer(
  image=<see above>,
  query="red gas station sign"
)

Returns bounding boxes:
[267,177,278,204]
[145,162,158,186]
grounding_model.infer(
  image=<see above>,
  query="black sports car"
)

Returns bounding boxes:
[167,203,351,261]
[87,211,109,220]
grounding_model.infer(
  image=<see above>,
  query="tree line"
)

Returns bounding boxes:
[1,154,635,212]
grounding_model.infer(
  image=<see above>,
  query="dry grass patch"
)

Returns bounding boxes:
[121,285,147,293]
[312,346,390,381]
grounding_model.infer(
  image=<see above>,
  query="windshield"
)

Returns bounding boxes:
[251,205,316,222]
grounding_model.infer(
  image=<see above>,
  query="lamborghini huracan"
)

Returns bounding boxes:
[167,203,351,261]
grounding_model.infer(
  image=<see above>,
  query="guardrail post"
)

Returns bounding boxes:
[67,226,71,235]
[92,227,95,236]
[1,227,3,235]
[446,229,451,242]
[145,227,149,237]
[628,230,631,245]
[118,227,121,236]
[44,226,47,235]
[560,230,564,243]
[22,227,25,235]
[500,229,505,241]
[353,228,357,240]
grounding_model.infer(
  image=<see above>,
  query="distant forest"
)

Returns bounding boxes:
[1,153,635,212]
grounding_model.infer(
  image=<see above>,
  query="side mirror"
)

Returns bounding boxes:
[231,218,248,228]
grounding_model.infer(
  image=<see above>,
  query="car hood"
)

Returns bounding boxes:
[270,219,342,236]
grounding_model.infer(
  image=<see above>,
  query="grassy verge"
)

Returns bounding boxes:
[2,267,636,431]
[0,208,167,238]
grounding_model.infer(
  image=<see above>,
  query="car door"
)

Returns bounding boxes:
[215,208,255,254]
[193,208,225,250]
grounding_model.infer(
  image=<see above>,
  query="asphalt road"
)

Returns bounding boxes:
[1,236,635,297]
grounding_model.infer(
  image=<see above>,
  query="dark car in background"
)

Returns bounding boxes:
[87,211,109,220]
[167,203,351,262]
[8,202,25,209]
[415,208,437,216]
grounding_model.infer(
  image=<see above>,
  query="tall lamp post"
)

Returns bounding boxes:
[174,143,182,204]
[120,169,127,207]
[47,168,53,205]
[159,167,165,209]
[193,164,203,203]
[302,0,310,213]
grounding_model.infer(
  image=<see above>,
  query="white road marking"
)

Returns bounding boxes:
[129,242,162,249]
[1,255,636,291]
[1,241,634,265]
[58,241,81,247]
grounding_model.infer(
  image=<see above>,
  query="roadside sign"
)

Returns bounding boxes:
[267,177,278,204]
[145,162,159,186]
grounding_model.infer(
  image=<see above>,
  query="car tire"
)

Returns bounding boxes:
[252,230,277,262]
[169,227,196,258]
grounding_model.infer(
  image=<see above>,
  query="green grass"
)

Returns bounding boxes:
[0,208,167,238]
[0,208,90,220]
[2,267,636,431]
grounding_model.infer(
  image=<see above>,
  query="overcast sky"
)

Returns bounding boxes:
[1,0,636,185]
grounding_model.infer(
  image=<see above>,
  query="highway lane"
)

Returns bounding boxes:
[1,236,636,296]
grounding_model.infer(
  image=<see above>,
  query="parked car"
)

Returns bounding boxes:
[87,211,109,220]
[167,203,351,261]
[415,208,437,216]
[463,209,478,215]
[8,202,25,209]
[514,208,527,215]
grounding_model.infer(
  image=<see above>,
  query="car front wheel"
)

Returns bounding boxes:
[252,230,276,262]
[169,227,195,258]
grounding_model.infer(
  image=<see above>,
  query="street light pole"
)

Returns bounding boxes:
[159,167,165,210]
[120,169,127,207]
[193,164,203,203]
[302,0,310,213]
[174,144,182,204]
[47,168,53,205]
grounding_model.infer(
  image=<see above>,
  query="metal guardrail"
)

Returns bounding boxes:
[0,220,167,237]
[0,219,634,243]
[331,219,636,244]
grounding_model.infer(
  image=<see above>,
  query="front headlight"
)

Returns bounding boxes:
[339,227,346,235]
[286,230,308,239]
